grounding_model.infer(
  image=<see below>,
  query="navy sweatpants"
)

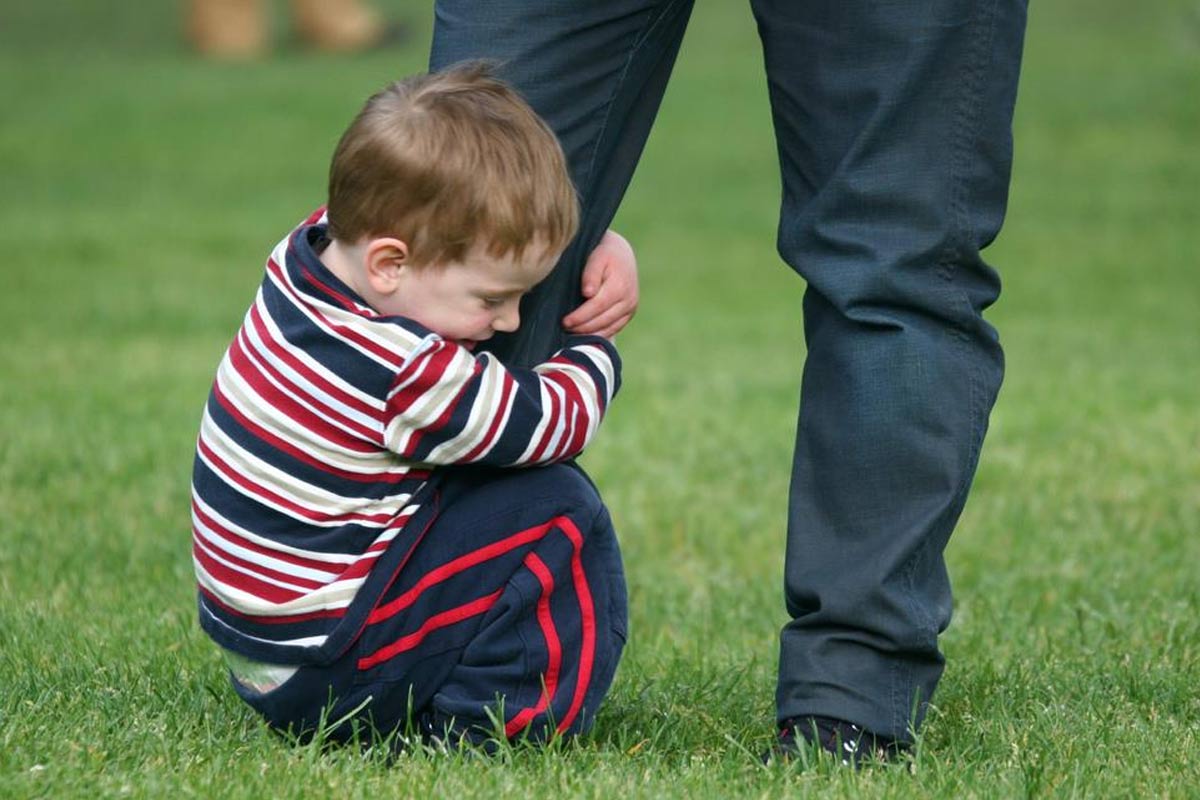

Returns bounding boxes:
[234,463,628,745]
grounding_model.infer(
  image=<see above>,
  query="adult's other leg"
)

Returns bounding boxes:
[749,0,1028,742]
[431,0,695,366]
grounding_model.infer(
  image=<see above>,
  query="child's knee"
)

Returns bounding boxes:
[535,462,606,521]
[488,462,610,542]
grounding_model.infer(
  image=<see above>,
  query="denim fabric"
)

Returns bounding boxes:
[432,0,1027,742]
[432,0,696,368]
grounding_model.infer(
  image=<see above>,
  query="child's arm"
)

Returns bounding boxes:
[562,229,638,339]
[383,336,620,467]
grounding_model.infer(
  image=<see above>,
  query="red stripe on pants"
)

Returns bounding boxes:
[366,519,562,624]
[556,516,596,733]
[357,590,503,670]
[504,552,562,737]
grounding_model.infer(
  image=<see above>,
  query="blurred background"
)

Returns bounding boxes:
[0,0,1197,794]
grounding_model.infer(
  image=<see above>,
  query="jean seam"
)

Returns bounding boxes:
[579,0,689,199]
[933,0,1002,518]
[949,0,1002,507]
[894,0,1002,739]
[939,0,999,291]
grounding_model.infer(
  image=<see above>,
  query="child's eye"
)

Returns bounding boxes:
[481,297,504,308]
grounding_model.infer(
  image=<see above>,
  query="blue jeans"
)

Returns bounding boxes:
[432,0,1027,742]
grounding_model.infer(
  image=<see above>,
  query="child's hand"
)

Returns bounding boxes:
[562,229,639,339]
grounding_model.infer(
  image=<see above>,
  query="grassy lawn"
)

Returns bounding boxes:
[1,1,1198,796]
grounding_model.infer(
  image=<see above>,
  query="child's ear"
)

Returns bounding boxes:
[364,237,410,294]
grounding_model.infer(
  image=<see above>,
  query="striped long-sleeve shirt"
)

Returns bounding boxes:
[192,211,621,664]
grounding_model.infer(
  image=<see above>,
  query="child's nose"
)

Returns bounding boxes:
[492,303,520,333]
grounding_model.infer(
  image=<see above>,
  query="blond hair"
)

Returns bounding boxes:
[327,62,578,267]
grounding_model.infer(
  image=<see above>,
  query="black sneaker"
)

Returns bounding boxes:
[767,716,907,768]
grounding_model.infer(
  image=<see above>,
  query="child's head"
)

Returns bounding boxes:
[323,63,578,347]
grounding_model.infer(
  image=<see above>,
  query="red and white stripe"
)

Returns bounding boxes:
[193,214,616,647]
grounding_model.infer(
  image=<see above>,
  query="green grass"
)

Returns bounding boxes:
[2,1,1198,796]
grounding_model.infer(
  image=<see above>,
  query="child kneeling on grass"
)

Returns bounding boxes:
[190,62,635,749]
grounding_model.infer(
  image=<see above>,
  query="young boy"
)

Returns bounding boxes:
[191,63,635,748]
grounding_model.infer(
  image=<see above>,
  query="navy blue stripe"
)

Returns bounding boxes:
[199,595,336,654]
[257,269,397,397]
[192,456,393,557]
[205,391,420,502]
[200,477,443,665]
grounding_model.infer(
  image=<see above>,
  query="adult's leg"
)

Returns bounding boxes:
[748,0,1028,742]
[431,0,695,366]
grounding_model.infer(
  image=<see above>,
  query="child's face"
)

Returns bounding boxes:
[381,245,558,349]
